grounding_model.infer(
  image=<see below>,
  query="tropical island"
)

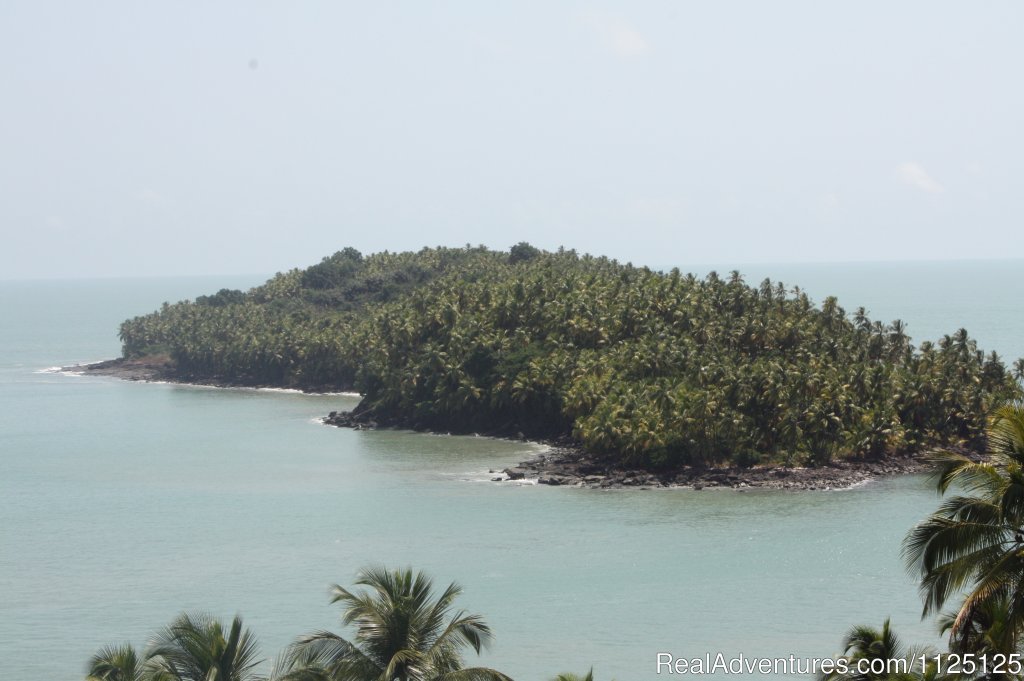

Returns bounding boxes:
[100,244,1023,487]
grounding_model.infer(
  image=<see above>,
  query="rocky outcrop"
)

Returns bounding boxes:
[480,444,953,491]
[321,408,968,491]
[64,356,174,381]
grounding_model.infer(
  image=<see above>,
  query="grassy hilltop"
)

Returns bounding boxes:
[119,244,1022,470]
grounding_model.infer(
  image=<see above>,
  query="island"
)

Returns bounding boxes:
[97,244,1023,489]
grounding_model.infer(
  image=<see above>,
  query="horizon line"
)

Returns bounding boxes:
[2,254,1023,283]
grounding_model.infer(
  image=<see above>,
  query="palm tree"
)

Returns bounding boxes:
[121,245,1022,471]
[550,670,595,681]
[903,402,1024,645]
[86,643,168,681]
[820,619,936,681]
[148,612,263,681]
[938,594,1018,677]
[276,566,511,681]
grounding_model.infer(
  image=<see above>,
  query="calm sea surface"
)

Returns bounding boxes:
[1,261,1021,681]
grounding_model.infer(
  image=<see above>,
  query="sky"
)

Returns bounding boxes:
[2,2,1022,279]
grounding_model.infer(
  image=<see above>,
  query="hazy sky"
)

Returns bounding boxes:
[2,2,1021,279]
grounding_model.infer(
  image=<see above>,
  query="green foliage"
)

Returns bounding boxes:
[938,594,1019,666]
[550,671,595,681]
[819,619,943,681]
[196,289,247,307]
[275,566,510,681]
[119,246,1023,469]
[508,242,541,264]
[85,614,262,681]
[86,568,513,681]
[86,643,164,681]
[301,248,364,290]
[903,402,1024,651]
[149,613,263,681]
[821,404,1024,681]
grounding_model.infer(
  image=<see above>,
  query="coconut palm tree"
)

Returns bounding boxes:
[820,619,938,681]
[147,612,263,681]
[903,402,1024,646]
[550,671,594,681]
[86,643,168,681]
[938,594,1019,678]
[119,245,1022,471]
[275,566,511,681]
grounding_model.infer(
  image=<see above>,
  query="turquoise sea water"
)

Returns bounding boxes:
[1,261,1021,681]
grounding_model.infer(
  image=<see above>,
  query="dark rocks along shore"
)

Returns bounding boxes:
[65,361,949,492]
[324,408,943,491]
[493,448,932,490]
[64,356,173,381]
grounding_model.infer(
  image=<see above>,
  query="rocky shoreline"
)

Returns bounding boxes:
[63,356,175,381]
[64,358,952,491]
[492,447,935,491]
[61,357,353,394]
[323,408,949,491]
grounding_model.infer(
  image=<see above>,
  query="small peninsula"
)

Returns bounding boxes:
[112,245,1023,485]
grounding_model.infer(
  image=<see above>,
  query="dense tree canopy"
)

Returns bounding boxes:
[119,245,1022,469]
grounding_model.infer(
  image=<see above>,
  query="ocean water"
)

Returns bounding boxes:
[0,262,1021,681]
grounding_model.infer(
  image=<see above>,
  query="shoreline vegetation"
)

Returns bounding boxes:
[102,244,1024,487]
[66,356,937,490]
[324,404,948,490]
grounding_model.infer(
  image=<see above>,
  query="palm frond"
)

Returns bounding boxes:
[86,643,143,681]
[436,667,516,681]
[286,566,507,681]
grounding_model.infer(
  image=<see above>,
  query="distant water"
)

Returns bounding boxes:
[0,262,1021,681]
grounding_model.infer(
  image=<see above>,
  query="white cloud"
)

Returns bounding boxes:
[583,12,651,58]
[895,162,943,194]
